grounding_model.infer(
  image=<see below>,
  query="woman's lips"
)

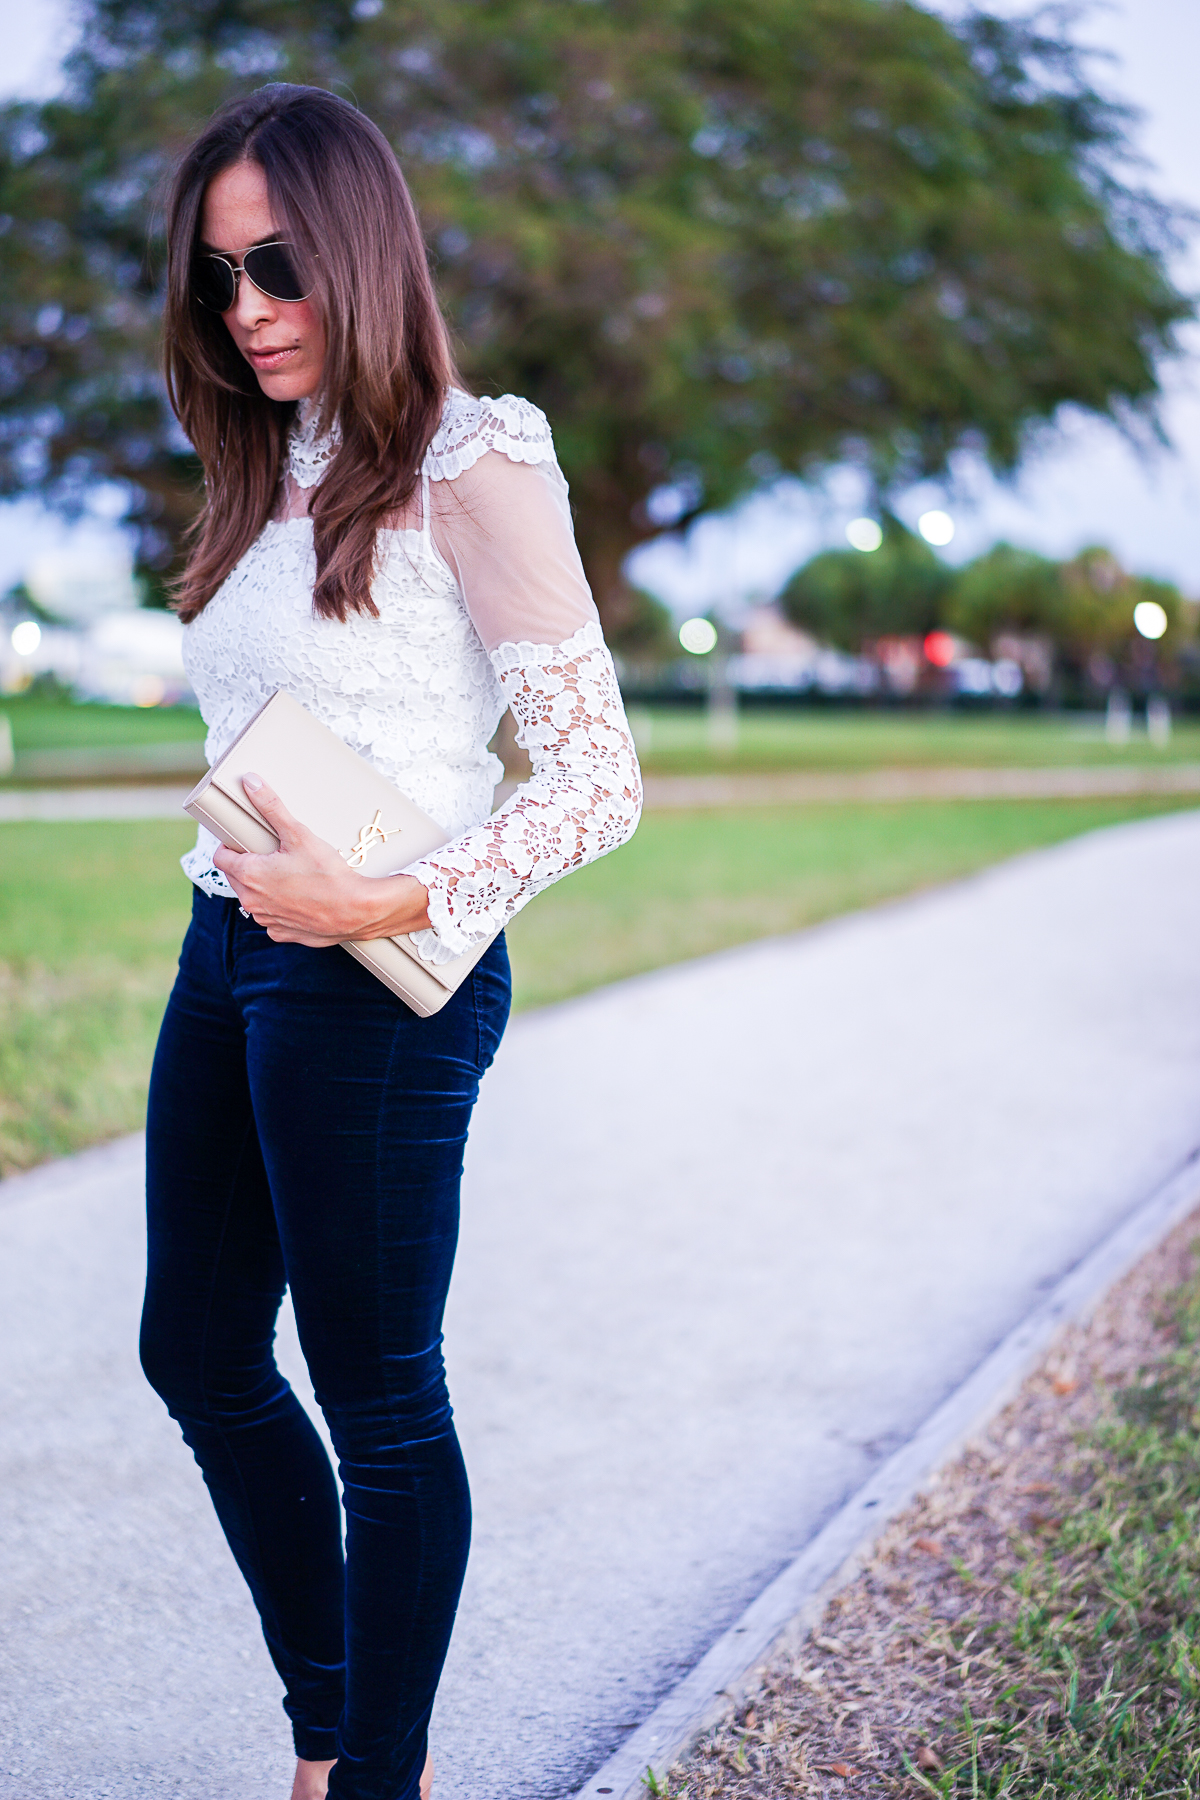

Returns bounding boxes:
[247,344,300,370]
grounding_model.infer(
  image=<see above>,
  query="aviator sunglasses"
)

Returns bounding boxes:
[191,240,314,312]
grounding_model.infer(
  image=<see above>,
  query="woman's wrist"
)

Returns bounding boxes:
[349,871,433,940]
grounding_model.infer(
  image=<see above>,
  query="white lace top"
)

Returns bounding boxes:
[181,388,642,961]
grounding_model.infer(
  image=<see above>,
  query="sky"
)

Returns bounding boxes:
[1,0,1198,614]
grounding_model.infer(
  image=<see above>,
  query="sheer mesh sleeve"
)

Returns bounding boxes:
[425,403,598,653]
[403,395,642,959]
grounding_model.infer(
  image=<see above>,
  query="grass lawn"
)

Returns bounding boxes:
[931,1265,1200,1795]
[1,792,1196,1175]
[5,694,1200,773]
[0,695,207,752]
[629,705,1200,775]
[0,820,198,1176]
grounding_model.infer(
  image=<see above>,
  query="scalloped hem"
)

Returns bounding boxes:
[405,874,496,962]
[490,618,605,669]
[424,390,556,484]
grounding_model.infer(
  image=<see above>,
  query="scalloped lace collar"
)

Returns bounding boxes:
[288,396,339,490]
[286,386,554,492]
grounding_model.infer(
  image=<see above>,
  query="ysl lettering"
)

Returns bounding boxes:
[340,810,400,868]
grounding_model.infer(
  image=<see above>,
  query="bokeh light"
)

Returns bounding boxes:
[1133,600,1168,640]
[845,518,883,553]
[11,621,41,655]
[132,675,166,708]
[679,616,718,655]
[918,510,955,546]
[924,630,957,668]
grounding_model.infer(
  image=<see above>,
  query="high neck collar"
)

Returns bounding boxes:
[288,396,339,490]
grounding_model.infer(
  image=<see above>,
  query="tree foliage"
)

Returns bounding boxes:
[0,0,1192,624]
[779,513,950,649]
[780,529,1189,695]
[947,539,1185,673]
[943,539,1063,644]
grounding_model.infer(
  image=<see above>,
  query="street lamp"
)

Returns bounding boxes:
[845,518,882,553]
[1133,600,1167,640]
[678,616,735,749]
[679,617,718,655]
[918,510,955,546]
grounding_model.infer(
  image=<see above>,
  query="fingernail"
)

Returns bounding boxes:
[243,771,263,792]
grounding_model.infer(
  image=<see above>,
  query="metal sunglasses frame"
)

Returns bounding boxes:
[192,241,317,311]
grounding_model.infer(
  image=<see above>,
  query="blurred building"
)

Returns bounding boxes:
[1,540,193,705]
[729,604,876,697]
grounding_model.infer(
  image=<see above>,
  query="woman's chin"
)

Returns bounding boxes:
[254,364,322,404]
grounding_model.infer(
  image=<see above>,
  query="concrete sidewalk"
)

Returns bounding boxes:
[3,809,1200,1800]
[5,758,1200,822]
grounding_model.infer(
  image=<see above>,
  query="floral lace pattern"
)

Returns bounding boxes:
[288,396,339,489]
[286,387,555,491]
[424,389,556,482]
[183,841,237,899]
[407,622,641,959]
[181,392,642,953]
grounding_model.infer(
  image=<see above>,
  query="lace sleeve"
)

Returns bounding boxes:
[404,621,642,958]
[400,393,642,956]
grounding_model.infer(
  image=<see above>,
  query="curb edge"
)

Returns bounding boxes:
[0,1131,144,1210]
[574,1143,1200,1800]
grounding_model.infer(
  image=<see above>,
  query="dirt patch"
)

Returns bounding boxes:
[661,1208,1200,1799]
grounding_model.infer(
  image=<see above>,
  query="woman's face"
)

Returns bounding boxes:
[199,160,327,402]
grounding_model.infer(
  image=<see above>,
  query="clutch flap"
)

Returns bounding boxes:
[206,691,450,874]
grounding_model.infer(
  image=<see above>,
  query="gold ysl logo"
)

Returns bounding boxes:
[340,810,400,868]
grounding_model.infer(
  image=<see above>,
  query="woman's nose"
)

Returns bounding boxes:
[233,271,275,330]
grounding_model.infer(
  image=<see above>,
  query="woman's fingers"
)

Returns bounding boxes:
[207,776,376,939]
[241,771,307,849]
[265,927,345,946]
[210,773,300,889]
[211,841,250,887]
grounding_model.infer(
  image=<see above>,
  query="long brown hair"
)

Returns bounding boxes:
[165,84,460,623]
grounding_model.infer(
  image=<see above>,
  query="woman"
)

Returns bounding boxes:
[140,83,641,1800]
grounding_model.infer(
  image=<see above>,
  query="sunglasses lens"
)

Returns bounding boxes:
[192,257,237,312]
[244,242,309,302]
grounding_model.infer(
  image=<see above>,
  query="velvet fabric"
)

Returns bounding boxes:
[141,888,510,1799]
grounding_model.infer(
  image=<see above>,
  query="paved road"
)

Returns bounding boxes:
[5,760,1200,823]
[0,784,195,821]
[3,810,1200,1800]
[635,760,1200,806]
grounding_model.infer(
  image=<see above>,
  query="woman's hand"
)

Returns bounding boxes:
[213,773,433,946]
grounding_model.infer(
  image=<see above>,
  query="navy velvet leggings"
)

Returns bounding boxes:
[141,889,510,1800]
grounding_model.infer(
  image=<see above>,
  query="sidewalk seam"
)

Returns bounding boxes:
[573,1143,1200,1800]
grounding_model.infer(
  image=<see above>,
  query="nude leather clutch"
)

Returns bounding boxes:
[182,690,495,1017]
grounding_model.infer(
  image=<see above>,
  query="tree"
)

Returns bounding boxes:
[944,540,1063,641]
[0,0,1192,628]
[607,588,679,663]
[779,513,950,650]
[945,539,1187,696]
[1056,548,1184,693]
